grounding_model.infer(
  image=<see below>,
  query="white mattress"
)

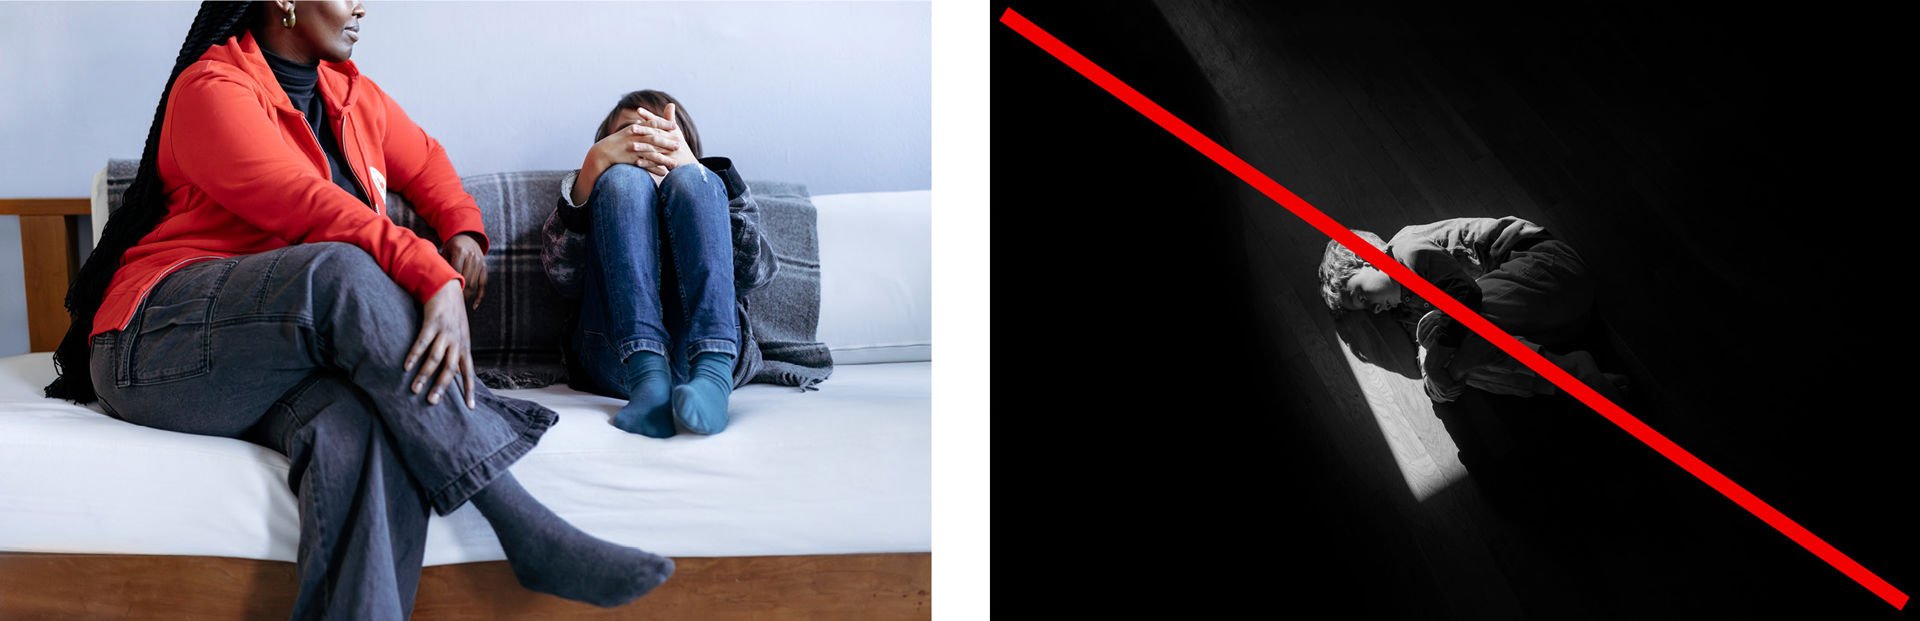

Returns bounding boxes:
[0,353,930,565]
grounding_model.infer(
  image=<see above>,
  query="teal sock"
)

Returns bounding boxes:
[671,352,735,435]
[611,351,674,438]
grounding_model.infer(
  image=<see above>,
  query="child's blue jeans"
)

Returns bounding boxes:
[568,163,741,396]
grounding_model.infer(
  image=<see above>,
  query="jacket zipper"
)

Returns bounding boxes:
[310,77,376,212]
[284,106,370,212]
[336,107,378,213]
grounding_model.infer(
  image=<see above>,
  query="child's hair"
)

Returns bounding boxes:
[595,89,703,158]
[1317,230,1388,312]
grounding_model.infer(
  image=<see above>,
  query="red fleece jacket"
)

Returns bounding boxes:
[93,30,488,336]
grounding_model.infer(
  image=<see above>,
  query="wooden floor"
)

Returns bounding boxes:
[0,553,930,620]
[992,1,1914,618]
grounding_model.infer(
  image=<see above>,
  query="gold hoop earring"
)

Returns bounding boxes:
[282,4,296,29]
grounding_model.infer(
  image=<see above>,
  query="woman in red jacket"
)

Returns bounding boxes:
[44,1,672,616]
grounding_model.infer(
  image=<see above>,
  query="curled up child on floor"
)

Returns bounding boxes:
[1317,216,1628,403]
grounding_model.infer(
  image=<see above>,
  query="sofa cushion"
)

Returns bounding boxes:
[389,173,839,389]
[99,161,835,390]
[97,161,575,388]
[813,191,932,364]
[386,171,573,388]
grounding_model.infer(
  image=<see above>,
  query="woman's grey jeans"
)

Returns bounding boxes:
[90,242,557,620]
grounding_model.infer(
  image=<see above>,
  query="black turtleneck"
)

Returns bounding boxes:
[262,48,371,207]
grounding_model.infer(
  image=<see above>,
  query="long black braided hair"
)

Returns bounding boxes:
[45,1,262,403]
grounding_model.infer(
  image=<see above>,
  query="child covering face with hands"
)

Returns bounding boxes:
[541,90,783,437]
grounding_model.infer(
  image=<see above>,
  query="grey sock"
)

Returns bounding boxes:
[471,472,675,607]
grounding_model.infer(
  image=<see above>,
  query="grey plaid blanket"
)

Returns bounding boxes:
[101,160,832,390]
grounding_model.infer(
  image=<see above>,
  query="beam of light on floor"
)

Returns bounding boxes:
[1335,339,1469,501]
[998,7,1908,611]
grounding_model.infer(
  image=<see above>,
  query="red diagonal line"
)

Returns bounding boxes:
[998,7,1906,611]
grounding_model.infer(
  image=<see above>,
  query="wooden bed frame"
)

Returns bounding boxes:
[0,198,932,619]
[0,198,88,353]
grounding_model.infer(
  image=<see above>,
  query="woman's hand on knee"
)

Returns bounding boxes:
[404,280,478,410]
[442,233,488,310]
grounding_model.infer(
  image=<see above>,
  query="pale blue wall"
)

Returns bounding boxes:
[0,1,931,355]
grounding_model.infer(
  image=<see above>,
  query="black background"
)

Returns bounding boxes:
[991,1,1916,618]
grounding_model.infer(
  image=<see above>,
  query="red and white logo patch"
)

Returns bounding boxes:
[370,166,387,198]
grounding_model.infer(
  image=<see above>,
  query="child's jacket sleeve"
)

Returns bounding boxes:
[541,193,588,300]
[1395,243,1484,349]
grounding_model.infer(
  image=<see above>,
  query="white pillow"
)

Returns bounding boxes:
[91,166,111,245]
[813,190,932,364]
